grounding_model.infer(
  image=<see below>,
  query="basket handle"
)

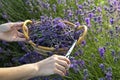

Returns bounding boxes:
[61,20,87,45]
[22,20,32,40]
[76,25,87,45]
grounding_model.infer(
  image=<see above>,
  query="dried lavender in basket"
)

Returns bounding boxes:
[28,17,83,49]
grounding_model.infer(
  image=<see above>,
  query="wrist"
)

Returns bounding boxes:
[32,62,43,77]
[29,63,39,77]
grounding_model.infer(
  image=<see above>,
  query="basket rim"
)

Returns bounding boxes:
[22,20,88,52]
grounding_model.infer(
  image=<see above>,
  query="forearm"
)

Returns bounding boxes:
[0,63,37,80]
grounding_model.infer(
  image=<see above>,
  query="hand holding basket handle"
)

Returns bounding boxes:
[22,20,87,56]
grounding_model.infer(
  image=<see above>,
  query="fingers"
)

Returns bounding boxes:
[12,22,24,30]
[55,63,66,74]
[12,37,26,42]
[57,55,71,65]
[51,55,71,76]
[17,32,25,38]
[54,67,65,76]
[56,59,69,70]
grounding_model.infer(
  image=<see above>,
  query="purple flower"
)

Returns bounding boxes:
[57,0,61,4]
[111,50,116,56]
[52,4,56,12]
[99,63,105,71]
[70,57,80,73]
[98,47,105,57]
[75,22,80,26]
[77,59,85,67]
[42,2,50,9]
[88,13,94,19]
[97,7,102,12]
[76,9,82,15]
[57,22,66,29]
[105,71,112,80]
[74,51,79,56]
[83,69,89,80]
[110,18,114,24]
[85,17,91,27]
[97,16,102,24]
[68,11,73,17]
[99,78,105,80]
[19,51,44,64]
[78,5,83,9]
[81,40,86,46]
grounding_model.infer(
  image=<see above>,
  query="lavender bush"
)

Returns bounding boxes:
[0,0,120,80]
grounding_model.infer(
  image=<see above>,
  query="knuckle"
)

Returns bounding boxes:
[54,63,57,68]
[53,68,57,73]
[64,61,68,66]
[53,57,58,62]
[60,72,64,76]
[64,61,69,68]
[53,68,64,76]
[53,54,57,57]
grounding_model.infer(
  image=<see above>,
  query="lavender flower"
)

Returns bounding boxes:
[83,69,89,80]
[105,71,112,80]
[97,7,102,12]
[99,63,105,71]
[85,17,91,27]
[78,5,83,9]
[99,78,105,80]
[111,50,116,56]
[81,40,86,46]
[77,59,85,68]
[98,47,105,58]
[52,4,56,12]
[110,18,114,24]
[88,13,94,19]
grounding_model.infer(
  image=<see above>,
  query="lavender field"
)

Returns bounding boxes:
[0,0,120,80]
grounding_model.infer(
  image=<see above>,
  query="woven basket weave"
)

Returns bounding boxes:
[22,20,87,56]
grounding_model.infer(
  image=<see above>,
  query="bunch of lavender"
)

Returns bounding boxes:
[29,17,82,49]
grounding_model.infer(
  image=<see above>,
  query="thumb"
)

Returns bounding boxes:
[0,22,14,32]
[12,37,26,42]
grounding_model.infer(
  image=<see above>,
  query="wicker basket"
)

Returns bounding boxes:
[22,20,87,56]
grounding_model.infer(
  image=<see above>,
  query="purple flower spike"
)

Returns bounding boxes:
[110,18,114,24]
[57,22,66,29]
[78,5,83,9]
[75,22,80,26]
[81,40,86,46]
[88,13,94,19]
[97,7,102,12]
[111,50,116,56]
[85,17,91,27]
[105,71,112,80]
[98,47,105,58]
[99,78,105,80]
[99,63,105,71]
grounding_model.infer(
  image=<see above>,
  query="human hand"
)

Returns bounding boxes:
[34,55,71,76]
[0,22,26,42]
